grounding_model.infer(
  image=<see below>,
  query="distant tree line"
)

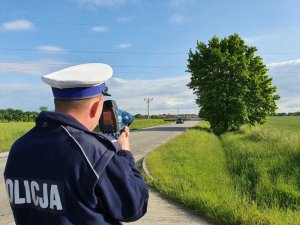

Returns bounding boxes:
[276,112,300,116]
[1,108,298,123]
[134,114,159,119]
[0,109,39,122]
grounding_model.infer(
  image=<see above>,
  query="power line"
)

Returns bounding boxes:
[0,48,186,55]
[270,71,300,73]
[2,47,300,55]
[3,19,300,28]
[258,52,300,55]
[1,62,300,73]
[0,61,184,69]
[0,67,187,75]
[1,62,300,75]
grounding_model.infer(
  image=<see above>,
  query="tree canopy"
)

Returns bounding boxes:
[187,34,280,135]
[0,109,39,122]
[39,106,49,111]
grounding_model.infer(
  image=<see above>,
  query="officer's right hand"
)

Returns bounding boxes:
[118,126,130,151]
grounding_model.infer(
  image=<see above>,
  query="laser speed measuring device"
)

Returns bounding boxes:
[99,100,134,138]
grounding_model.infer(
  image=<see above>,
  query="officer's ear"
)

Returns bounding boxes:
[89,96,103,118]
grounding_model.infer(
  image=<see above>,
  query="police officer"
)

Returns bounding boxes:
[4,63,149,225]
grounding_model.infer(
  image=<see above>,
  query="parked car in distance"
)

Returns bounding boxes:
[176,118,184,124]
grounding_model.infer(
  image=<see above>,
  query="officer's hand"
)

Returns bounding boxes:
[118,126,130,151]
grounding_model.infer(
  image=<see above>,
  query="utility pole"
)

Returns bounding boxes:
[144,98,153,119]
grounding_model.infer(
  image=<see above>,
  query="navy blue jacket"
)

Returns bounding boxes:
[4,111,148,225]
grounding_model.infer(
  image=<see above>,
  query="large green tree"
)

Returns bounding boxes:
[187,34,280,135]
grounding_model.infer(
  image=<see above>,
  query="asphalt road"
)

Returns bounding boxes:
[130,120,199,161]
[0,120,211,225]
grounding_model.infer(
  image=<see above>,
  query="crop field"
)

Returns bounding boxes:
[0,119,171,152]
[146,116,300,225]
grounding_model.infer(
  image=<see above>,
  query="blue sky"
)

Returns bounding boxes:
[0,0,300,115]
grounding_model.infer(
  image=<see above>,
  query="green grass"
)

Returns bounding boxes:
[146,117,300,225]
[265,116,300,131]
[0,122,34,152]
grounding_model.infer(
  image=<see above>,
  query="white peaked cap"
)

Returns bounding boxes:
[41,63,113,99]
[42,63,113,88]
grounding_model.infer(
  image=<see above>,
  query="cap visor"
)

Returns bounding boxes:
[102,91,111,96]
[102,86,111,96]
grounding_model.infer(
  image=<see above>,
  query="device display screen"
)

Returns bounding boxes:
[102,111,113,125]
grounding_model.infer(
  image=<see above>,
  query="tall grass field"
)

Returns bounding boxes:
[0,122,35,152]
[146,116,300,225]
[0,119,170,152]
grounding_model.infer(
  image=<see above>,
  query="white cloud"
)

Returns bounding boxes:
[0,83,53,111]
[115,43,132,49]
[75,0,139,9]
[37,45,66,53]
[0,74,199,114]
[242,36,264,45]
[0,60,71,76]
[267,58,300,113]
[277,97,300,113]
[268,58,300,68]
[1,19,34,31]
[106,75,199,114]
[91,26,109,32]
[169,14,184,24]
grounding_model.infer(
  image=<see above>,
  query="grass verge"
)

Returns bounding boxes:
[146,117,300,225]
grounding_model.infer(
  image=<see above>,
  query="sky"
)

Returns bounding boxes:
[0,0,300,115]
